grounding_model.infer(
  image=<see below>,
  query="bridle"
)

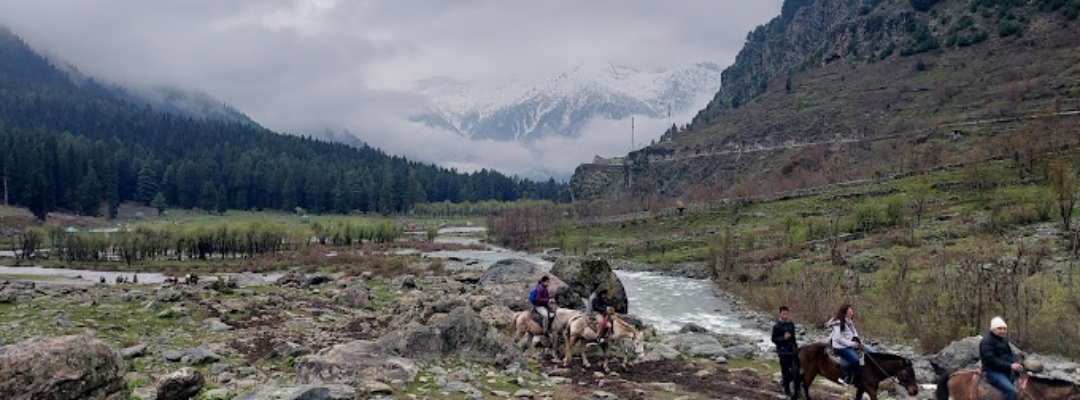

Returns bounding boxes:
[863,353,914,388]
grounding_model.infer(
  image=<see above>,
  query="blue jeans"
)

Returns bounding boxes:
[836,347,860,378]
[985,370,1015,400]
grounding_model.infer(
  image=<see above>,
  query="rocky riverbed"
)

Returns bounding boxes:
[0,256,1077,400]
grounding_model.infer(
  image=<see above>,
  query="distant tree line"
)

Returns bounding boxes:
[0,79,567,221]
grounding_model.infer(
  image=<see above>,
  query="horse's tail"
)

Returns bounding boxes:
[934,370,953,400]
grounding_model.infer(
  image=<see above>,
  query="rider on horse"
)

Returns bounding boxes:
[531,276,554,335]
[980,316,1024,400]
[586,285,611,343]
[828,304,862,386]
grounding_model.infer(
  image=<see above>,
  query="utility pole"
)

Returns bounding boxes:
[628,117,634,189]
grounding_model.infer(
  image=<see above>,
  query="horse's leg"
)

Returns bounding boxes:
[802,372,815,400]
[622,345,629,370]
[580,336,592,368]
[854,387,864,400]
[524,332,534,356]
[563,335,574,366]
[602,342,610,372]
[864,385,878,400]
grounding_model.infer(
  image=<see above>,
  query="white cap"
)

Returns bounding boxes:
[990,316,1007,330]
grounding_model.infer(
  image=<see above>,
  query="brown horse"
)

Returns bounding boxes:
[936,370,1080,400]
[792,343,919,400]
[563,311,645,371]
[510,305,579,358]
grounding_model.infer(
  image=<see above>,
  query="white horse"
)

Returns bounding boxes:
[510,305,580,358]
[563,309,645,371]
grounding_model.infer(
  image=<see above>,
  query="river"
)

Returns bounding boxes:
[616,270,771,348]
[421,228,773,348]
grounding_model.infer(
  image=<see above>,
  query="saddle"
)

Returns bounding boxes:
[964,370,1028,399]
[825,345,864,368]
[587,316,611,338]
[529,308,554,329]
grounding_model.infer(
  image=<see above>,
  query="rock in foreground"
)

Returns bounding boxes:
[0,334,128,400]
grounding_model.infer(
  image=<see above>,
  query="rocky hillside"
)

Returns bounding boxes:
[571,0,1080,202]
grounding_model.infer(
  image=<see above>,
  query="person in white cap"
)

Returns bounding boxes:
[979,316,1023,400]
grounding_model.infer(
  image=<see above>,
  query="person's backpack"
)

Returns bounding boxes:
[528,287,538,304]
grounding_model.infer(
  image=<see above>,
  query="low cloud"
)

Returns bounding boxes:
[0,0,783,180]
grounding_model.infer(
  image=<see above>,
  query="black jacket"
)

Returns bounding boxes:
[979,331,1015,374]
[772,318,798,355]
[590,293,609,316]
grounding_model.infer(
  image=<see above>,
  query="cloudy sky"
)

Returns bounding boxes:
[0,0,782,180]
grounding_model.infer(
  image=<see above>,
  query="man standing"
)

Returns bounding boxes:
[980,316,1023,400]
[772,305,799,396]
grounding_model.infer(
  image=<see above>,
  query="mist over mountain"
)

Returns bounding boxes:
[411,62,721,142]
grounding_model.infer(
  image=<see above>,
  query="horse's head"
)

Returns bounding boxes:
[895,359,919,396]
[632,331,645,356]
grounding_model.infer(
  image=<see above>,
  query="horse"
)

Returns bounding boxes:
[936,370,1080,400]
[563,311,645,371]
[510,304,579,358]
[792,343,919,400]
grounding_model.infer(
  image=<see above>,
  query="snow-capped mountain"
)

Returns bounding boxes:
[410,62,721,142]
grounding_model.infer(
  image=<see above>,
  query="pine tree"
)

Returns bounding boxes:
[76,165,103,216]
[134,163,159,204]
[215,183,228,214]
[150,191,167,215]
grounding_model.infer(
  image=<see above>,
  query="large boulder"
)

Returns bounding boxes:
[550,257,628,314]
[377,306,525,367]
[296,340,418,385]
[154,367,205,400]
[478,259,567,311]
[0,334,128,400]
[665,333,728,358]
[333,284,372,309]
[930,336,1025,374]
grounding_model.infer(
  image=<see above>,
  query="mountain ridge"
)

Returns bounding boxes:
[411,62,721,142]
[570,0,1080,204]
[0,25,259,127]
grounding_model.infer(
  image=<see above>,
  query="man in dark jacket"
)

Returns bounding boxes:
[979,316,1023,400]
[772,305,799,396]
[587,286,611,342]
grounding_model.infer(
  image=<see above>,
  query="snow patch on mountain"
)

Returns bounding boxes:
[411,62,720,142]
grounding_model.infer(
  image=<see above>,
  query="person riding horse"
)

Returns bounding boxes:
[828,304,861,386]
[981,316,1024,400]
[586,286,612,343]
[531,276,555,335]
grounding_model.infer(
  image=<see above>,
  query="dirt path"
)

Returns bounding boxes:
[539,356,849,400]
